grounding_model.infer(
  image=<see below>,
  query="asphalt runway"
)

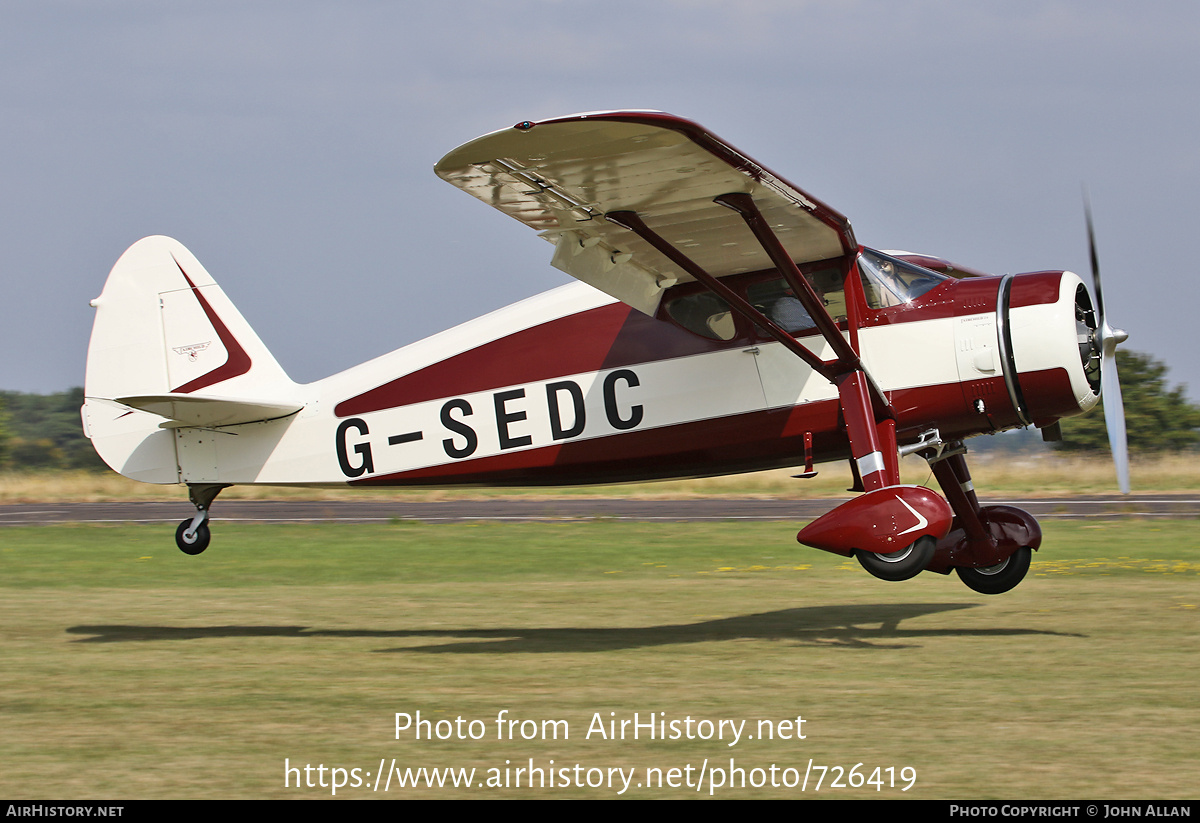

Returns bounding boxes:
[1,494,1196,526]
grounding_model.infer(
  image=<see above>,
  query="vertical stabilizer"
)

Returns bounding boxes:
[84,236,298,482]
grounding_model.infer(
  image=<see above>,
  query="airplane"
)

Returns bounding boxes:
[82,110,1129,595]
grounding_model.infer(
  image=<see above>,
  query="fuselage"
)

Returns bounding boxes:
[176,250,1097,489]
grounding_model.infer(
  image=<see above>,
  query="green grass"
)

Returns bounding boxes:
[1,521,1197,798]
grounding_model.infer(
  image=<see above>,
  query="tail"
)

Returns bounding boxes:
[83,236,301,482]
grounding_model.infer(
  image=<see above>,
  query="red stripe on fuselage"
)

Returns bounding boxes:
[343,367,1067,490]
[334,301,736,418]
[350,404,840,487]
[849,271,1061,331]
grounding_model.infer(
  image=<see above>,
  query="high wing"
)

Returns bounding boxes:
[435,111,856,316]
[438,110,898,496]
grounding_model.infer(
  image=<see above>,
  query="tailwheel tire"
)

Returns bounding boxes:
[175,519,211,555]
[855,535,936,582]
[955,547,1032,595]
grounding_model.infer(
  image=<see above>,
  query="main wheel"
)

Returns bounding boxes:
[175,518,211,555]
[955,547,1031,594]
[855,535,936,582]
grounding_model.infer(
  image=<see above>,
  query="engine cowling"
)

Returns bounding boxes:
[1003,270,1101,428]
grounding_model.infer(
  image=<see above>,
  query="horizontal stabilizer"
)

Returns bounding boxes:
[116,394,303,428]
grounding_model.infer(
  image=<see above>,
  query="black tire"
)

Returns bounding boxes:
[175,518,211,555]
[955,547,1031,595]
[855,535,936,582]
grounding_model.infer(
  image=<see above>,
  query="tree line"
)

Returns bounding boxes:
[1054,350,1200,453]
[0,388,107,471]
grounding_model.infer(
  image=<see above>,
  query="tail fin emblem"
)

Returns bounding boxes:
[172,342,212,361]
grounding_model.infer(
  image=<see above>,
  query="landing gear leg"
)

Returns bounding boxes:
[175,484,228,555]
[926,444,989,545]
[923,444,1040,594]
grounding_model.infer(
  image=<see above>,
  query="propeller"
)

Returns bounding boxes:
[1084,196,1131,493]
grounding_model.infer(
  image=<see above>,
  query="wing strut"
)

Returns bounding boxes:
[713,193,861,371]
[607,195,900,491]
[605,209,839,379]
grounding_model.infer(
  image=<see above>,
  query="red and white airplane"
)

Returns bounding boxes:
[83,111,1129,594]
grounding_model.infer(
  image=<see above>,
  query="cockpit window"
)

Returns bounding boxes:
[747,267,849,329]
[664,291,737,340]
[857,249,948,309]
[746,279,815,333]
[664,264,850,341]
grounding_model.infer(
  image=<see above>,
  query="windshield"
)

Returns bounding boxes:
[857,249,948,309]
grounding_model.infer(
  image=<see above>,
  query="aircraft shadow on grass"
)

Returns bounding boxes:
[68,603,1083,652]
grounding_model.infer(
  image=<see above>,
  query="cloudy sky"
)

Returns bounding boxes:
[3,1,1198,402]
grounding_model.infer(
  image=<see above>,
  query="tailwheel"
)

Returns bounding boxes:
[175,483,227,556]
[955,547,1032,595]
[175,518,211,555]
[855,535,936,582]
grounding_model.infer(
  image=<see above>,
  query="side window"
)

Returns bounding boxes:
[807,267,848,323]
[746,268,848,333]
[664,291,737,341]
[746,279,815,333]
[663,264,850,340]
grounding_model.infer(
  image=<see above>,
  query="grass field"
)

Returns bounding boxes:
[1,519,1197,798]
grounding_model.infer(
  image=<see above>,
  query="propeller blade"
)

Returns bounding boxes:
[1101,351,1130,494]
[1084,194,1130,493]
[1085,195,1104,320]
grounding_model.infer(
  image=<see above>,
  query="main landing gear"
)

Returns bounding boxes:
[799,438,1041,594]
[921,443,1040,595]
[174,484,227,556]
[851,503,1036,594]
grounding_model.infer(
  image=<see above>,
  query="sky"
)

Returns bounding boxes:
[3,1,1198,402]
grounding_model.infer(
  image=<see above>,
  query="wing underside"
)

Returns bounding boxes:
[435,111,855,316]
